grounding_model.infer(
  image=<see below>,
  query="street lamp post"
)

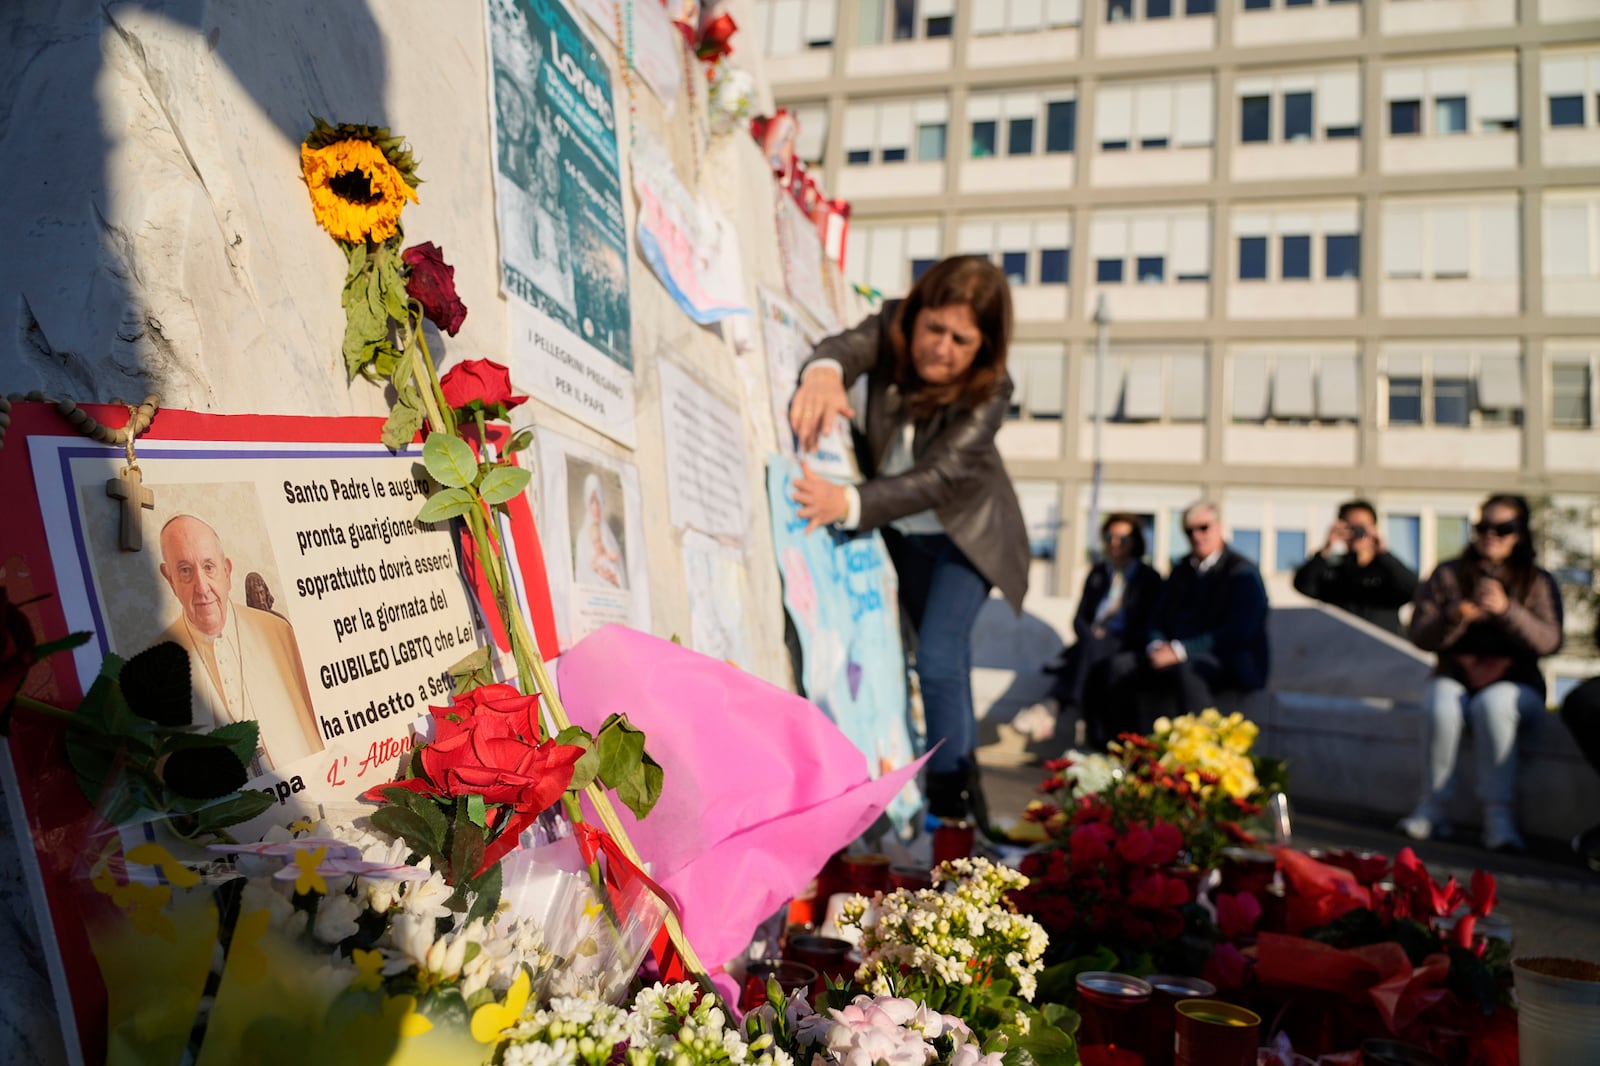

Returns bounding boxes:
[1087,294,1110,564]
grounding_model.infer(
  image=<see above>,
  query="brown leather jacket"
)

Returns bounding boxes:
[803,304,1030,613]
[1408,557,1564,696]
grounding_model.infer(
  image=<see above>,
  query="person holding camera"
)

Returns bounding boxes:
[1292,499,1418,637]
[1400,494,1564,852]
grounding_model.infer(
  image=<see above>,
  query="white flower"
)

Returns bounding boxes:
[312,892,362,944]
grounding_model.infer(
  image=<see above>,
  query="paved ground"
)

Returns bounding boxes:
[975,743,1600,965]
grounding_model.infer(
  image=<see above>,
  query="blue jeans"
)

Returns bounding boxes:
[1418,677,1542,810]
[884,531,992,775]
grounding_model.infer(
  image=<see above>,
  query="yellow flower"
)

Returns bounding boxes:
[301,134,419,244]
[470,970,531,1044]
[350,948,386,993]
[126,843,201,889]
[293,846,329,896]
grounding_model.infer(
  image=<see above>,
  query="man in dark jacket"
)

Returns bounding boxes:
[1292,499,1418,636]
[1119,500,1271,728]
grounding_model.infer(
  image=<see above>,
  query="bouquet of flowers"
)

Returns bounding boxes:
[745,989,1004,1066]
[832,858,1077,1064]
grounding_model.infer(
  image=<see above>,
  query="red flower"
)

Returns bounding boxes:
[1039,774,1066,793]
[1468,868,1497,918]
[1393,847,1463,919]
[1203,942,1254,992]
[1148,821,1184,866]
[1116,823,1157,865]
[696,9,738,60]
[402,242,468,336]
[439,359,528,416]
[1070,820,1115,872]
[1216,890,1263,938]
[1043,757,1075,772]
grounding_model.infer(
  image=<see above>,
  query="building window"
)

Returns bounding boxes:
[1552,363,1592,428]
[892,0,916,39]
[1276,530,1308,573]
[1241,96,1272,143]
[1281,235,1312,279]
[970,120,997,157]
[1147,0,1173,17]
[1387,515,1421,573]
[1045,100,1076,154]
[1435,515,1471,564]
[1040,248,1070,284]
[1283,92,1314,142]
[1549,96,1585,127]
[1238,236,1268,280]
[910,257,937,282]
[917,122,946,161]
[1432,378,1472,426]
[1002,250,1029,285]
[1388,377,1424,424]
[1137,256,1165,283]
[1097,258,1125,283]
[1186,0,1215,12]
[1243,0,1272,9]
[1233,529,1263,566]
[1326,124,1360,139]
[1390,100,1421,136]
[881,147,907,163]
[1435,96,1468,135]
[1108,0,1134,20]
[1008,116,1036,155]
[1325,234,1359,279]
[926,15,953,37]
[847,149,871,165]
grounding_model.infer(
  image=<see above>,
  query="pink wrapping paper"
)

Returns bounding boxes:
[556,625,925,970]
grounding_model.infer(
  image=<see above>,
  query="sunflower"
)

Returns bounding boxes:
[300,119,421,244]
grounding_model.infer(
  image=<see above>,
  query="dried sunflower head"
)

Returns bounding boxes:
[300,117,421,244]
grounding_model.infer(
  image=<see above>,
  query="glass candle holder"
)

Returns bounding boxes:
[741,959,819,1012]
[1173,999,1260,1066]
[842,852,891,896]
[785,934,855,991]
[888,864,933,892]
[1143,975,1215,1066]
[932,818,975,866]
[1076,971,1152,1066]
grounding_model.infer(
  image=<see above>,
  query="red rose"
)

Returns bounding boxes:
[402,242,468,336]
[438,359,528,415]
[1216,890,1263,938]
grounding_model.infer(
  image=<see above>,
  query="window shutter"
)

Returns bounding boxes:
[1477,203,1519,280]
[1135,84,1174,142]
[1096,85,1134,143]
[793,104,828,163]
[1477,357,1524,410]
[1131,216,1168,256]
[1382,68,1425,100]
[958,221,995,255]
[1123,356,1165,421]
[1174,82,1214,146]
[1231,356,1271,421]
[1316,355,1361,421]
[1383,206,1424,277]
[1168,354,1207,421]
[1431,207,1472,277]
[1320,70,1361,129]
[1090,216,1128,256]
[1543,56,1587,96]
[1545,204,1592,278]
[1171,216,1210,277]
[878,102,913,151]
[1027,352,1066,417]
[844,105,876,152]
[1271,358,1316,419]
[1474,63,1518,123]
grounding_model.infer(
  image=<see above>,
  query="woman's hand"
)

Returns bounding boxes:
[1475,577,1510,617]
[788,367,854,453]
[791,461,849,534]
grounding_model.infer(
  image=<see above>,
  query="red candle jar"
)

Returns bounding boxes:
[888,864,933,892]
[1076,971,1152,1066]
[932,818,976,866]
[1174,999,1260,1066]
[842,853,891,896]
[1143,975,1216,1066]
[786,934,855,992]
[1218,847,1278,897]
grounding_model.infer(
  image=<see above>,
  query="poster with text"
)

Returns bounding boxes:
[758,287,815,456]
[488,0,637,446]
[681,530,752,669]
[633,130,748,325]
[765,458,921,832]
[534,428,651,649]
[775,190,839,333]
[30,437,489,835]
[657,360,750,542]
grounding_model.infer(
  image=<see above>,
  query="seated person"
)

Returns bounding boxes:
[1107,500,1270,732]
[1400,494,1564,853]
[1013,513,1162,747]
[1292,498,1418,637]
[1561,617,1600,871]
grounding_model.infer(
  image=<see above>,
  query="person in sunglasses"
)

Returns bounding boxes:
[1111,500,1270,727]
[1401,494,1565,852]
[1292,499,1418,637]
[1013,513,1164,748]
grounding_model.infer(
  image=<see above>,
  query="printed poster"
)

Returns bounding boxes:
[488,0,637,446]
[632,130,748,325]
[766,457,921,832]
[757,287,815,456]
[657,360,749,542]
[681,530,752,669]
[775,190,839,333]
[534,428,651,650]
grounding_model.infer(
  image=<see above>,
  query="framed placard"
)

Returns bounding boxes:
[0,402,557,1063]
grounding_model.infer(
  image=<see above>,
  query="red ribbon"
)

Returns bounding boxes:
[573,821,691,983]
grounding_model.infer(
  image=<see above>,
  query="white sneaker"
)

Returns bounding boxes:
[1011,701,1058,744]
[1396,803,1451,842]
[1482,806,1525,853]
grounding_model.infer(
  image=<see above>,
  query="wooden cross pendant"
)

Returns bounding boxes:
[106,465,155,552]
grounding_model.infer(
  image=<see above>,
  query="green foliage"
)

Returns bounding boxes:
[478,465,532,505]
[415,487,476,524]
[594,714,663,820]
[446,646,495,694]
[422,433,480,489]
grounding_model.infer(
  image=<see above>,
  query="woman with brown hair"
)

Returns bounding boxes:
[1402,493,1564,852]
[788,256,1030,829]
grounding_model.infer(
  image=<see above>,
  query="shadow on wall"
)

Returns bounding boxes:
[1,0,388,400]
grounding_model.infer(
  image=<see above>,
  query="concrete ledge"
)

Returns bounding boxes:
[1257,691,1600,844]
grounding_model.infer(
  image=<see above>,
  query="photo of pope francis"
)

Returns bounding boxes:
[156,514,324,774]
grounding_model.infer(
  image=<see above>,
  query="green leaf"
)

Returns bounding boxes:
[615,752,663,821]
[478,465,531,506]
[447,646,495,694]
[504,430,534,455]
[466,793,487,829]
[556,726,599,792]
[380,787,451,853]
[449,809,487,884]
[595,714,648,787]
[464,861,503,927]
[382,252,411,323]
[416,487,476,524]
[423,433,480,489]
[32,631,92,658]
[369,805,445,868]
[203,721,261,767]
[189,790,277,836]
